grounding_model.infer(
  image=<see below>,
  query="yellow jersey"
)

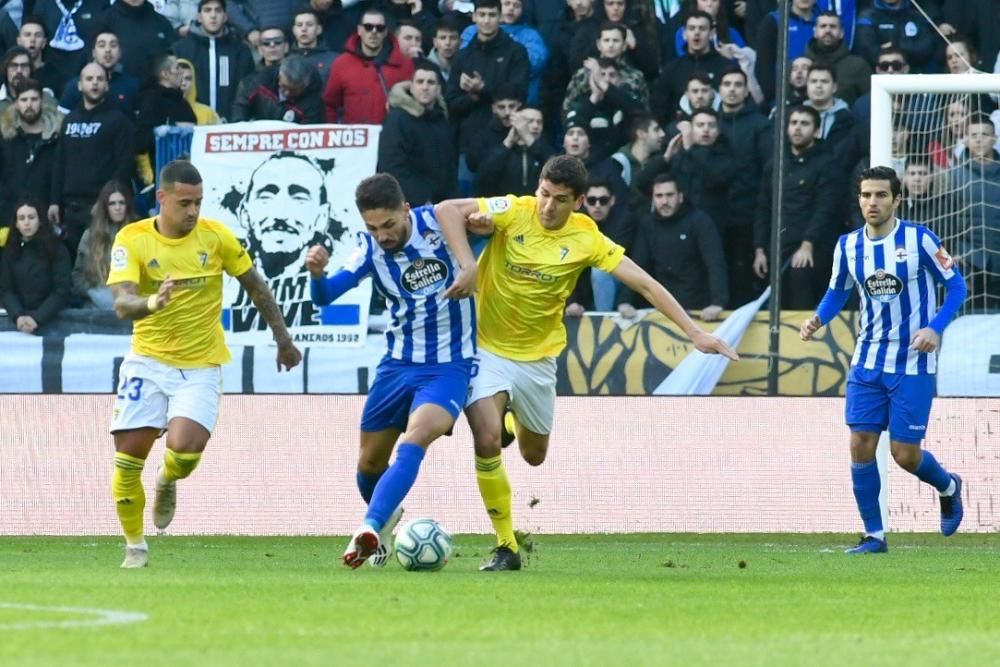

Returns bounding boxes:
[476,195,625,361]
[107,217,253,368]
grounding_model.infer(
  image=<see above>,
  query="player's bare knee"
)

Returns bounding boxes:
[890,442,921,472]
[113,428,158,459]
[472,427,502,457]
[522,449,546,467]
[357,458,388,475]
[849,432,879,462]
[399,426,440,448]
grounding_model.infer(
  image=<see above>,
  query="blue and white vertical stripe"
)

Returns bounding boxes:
[344,205,476,363]
[829,219,956,375]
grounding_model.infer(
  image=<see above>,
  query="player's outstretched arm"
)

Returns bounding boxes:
[235,268,303,371]
[611,256,739,360]
[111,278,174,320]
[306,245,364,306]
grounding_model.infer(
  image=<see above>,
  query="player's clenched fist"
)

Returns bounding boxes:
[465,211,494,235]
[305,245,330,278]
[800,314,821,341]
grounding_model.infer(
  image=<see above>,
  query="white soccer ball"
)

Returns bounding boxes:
[394,518,453,572]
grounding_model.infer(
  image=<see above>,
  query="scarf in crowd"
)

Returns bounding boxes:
[652,0,681,24]
[51,0,86,52]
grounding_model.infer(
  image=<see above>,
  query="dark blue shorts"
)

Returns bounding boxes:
[845,366,936,444]
[360,357,473,432]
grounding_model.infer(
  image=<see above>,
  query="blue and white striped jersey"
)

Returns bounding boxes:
[342,205,476,364]
[829,219,958,375]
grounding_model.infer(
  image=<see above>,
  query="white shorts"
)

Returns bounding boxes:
[110,353,223,435]
[466,348,557,435]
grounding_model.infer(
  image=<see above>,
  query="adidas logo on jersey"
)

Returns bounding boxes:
[147,258,160,268]
[513,234,525,245]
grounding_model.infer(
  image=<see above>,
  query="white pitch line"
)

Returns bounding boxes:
[0,603,148,630]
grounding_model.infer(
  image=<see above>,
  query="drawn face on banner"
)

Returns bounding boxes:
[202,134,369,338]
[239,153,332,280]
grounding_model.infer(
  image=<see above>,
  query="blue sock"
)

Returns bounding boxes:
[356,469,383,504]
[913,450,952,493]
[851,461,883,535]
[364,444,425,531]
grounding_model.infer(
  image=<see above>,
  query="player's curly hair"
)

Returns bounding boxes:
[540,155,588,197]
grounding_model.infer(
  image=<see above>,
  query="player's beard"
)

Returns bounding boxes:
[378,237,404,252]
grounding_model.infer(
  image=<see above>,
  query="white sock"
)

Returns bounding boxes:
[865,530,885,541]
[126,539,148,550]
[939,479,957,497]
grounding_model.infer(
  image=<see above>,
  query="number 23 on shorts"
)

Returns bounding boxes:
[117,376,144,401]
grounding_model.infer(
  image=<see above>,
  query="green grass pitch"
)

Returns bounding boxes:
[2,534,997,667]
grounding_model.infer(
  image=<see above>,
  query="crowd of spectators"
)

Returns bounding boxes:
[0,0,998,332]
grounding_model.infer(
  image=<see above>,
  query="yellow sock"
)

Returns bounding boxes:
[475,454,518,552]
[504,411,517,437]
[162,449,202,482]
[112,452,146,545]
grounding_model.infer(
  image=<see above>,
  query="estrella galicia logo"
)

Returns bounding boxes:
[401,258,449,296]
[864,269,903,303]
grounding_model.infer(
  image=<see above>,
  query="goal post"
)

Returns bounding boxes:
[870,72,1000,314]
[870,73,1000,165]
[869,72,1000,530]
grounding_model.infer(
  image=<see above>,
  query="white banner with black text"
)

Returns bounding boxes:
[190,122,379,347]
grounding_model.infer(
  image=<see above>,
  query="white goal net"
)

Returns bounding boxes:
[871,73,1000,314]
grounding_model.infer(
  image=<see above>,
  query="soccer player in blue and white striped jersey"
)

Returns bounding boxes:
[801,166,966,554]
[307,173,479,568]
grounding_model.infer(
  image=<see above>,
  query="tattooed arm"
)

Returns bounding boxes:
[111,278,174,320]
[235,268,303,371]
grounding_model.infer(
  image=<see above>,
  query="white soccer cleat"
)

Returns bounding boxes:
[367,506,404,569]
[121,546,149,569]
[343,525,380,569]
[152,467,177,530]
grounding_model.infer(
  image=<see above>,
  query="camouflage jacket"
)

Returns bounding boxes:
[562,63,649,120]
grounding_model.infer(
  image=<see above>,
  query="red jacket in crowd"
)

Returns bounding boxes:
[323,34,415,125]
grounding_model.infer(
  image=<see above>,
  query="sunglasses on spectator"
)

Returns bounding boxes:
[362,23,387,33]
[260,38,286,47]
[877,60,906,71]
[586,196,611,206]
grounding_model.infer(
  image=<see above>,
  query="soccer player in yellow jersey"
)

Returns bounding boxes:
[106,160,302,568]
[438,155,739,570]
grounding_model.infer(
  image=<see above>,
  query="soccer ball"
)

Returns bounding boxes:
[394,518,453,572]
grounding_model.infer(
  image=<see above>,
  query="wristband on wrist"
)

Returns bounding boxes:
[147,294,160,313]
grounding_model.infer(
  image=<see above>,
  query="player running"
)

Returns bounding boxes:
[307,173,478,569]
[108,160,302,568]
[436,155,739,571]
[801,166,966,554]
